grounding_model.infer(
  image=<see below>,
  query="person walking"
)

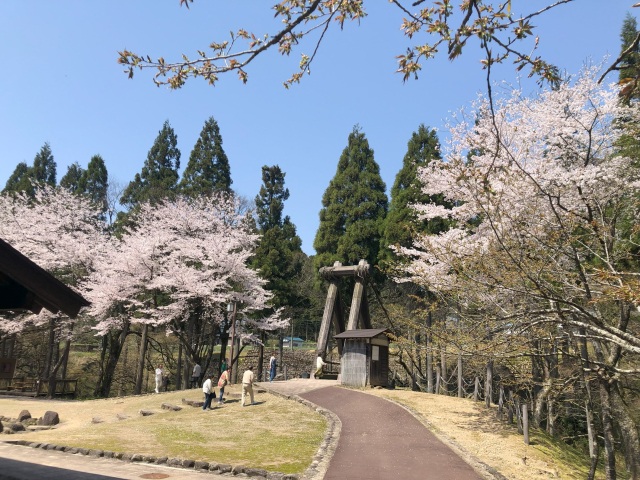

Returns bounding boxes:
[217,368,230,405]
[315,355,326,379]
[202,375,215,410]
[191,362,202,388]
[154,364,164,393]
[269,353,277,382]
[241,365,255,407]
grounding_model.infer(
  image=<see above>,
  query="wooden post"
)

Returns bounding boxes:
[507,390,514,424]
[523,403,530,445]
[426,311,433,394]
[457,351,463,398]
[485,360,493,407]
[473,376,479,401]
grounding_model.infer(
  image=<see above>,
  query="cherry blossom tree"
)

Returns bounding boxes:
[84,194,286,395]
[398,66,640,478]
[0,186,107,396]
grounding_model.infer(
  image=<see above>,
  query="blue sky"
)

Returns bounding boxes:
[0,1,634,255]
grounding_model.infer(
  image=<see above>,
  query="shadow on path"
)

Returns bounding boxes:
[301,386,483,480]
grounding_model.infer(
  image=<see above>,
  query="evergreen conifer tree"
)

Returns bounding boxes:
[380,125,447,266]
[251,165,305,310]
[3,144,57,197]
[84,155,109,213]
[60,163,86,194]
[620,13,640,88]
[120,120,181,207]
[31,143,57,186]
[313,126,388,271]
[179,116,232,197]
[3,162,31,194]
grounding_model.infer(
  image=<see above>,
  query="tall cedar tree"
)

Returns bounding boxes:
[31,143,57,187]
[60,163,86,194]
[60,155,109,215]
[617,15,640,165]
[3,143,57,197]
[120,120,180,207]
[252,165,305,309]
[179,116,232,196]
[380,125,447,266]
[84,155,109,214]
[313,126,388,271]
[620,13,640,88]
[3,162,31,194]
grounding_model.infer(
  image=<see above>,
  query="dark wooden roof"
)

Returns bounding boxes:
[334,328,391,339]
[0,239,89,318]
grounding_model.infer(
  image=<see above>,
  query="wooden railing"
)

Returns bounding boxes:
[0,377,77,397]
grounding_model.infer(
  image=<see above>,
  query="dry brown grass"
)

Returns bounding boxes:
[0,385,325,474]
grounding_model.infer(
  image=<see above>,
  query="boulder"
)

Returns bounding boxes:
[139,410,155,416]
[17,410,31,422]
[9,423,25,432]
[38,411,59,426]
[161,403,182,411]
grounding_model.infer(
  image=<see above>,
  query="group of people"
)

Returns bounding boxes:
[200,358,256,409]
[154,352,327,409]
[201,359,231,410]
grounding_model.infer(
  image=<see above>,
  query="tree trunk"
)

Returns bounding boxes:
[177,343,183,390]
[610,381,640,479]
[95,325,129,398]
[257,331,265,381]
[440,347,447,394]
[134,324,149,395]
[426,311,433,393]
[598,377,618,480]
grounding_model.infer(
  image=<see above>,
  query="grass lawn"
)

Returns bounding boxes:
[0,385,325,475]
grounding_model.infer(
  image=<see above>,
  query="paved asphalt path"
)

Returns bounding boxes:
[301,386,483,480]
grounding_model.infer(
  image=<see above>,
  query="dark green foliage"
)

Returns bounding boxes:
[380,125,448,266]
[252,165,305,310]
[84,155,109,213]
[31,143,57,186]
[60,163,86,194]
[255,165,289,231]
[121,120,181,207]
[620,13,640,85]
[3,162,31,194]
[179,116,232,197]
[617,15,640,164]
[313,126,388,271]
[3,143,57,197]
[59,155,109,214]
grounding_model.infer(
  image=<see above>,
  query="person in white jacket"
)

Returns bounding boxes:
[154,364,164,393]
[315,355,326,379]
[202,375,215,410]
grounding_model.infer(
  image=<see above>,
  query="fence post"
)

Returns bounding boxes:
[523,403,529,445]
[473,376,480,401]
